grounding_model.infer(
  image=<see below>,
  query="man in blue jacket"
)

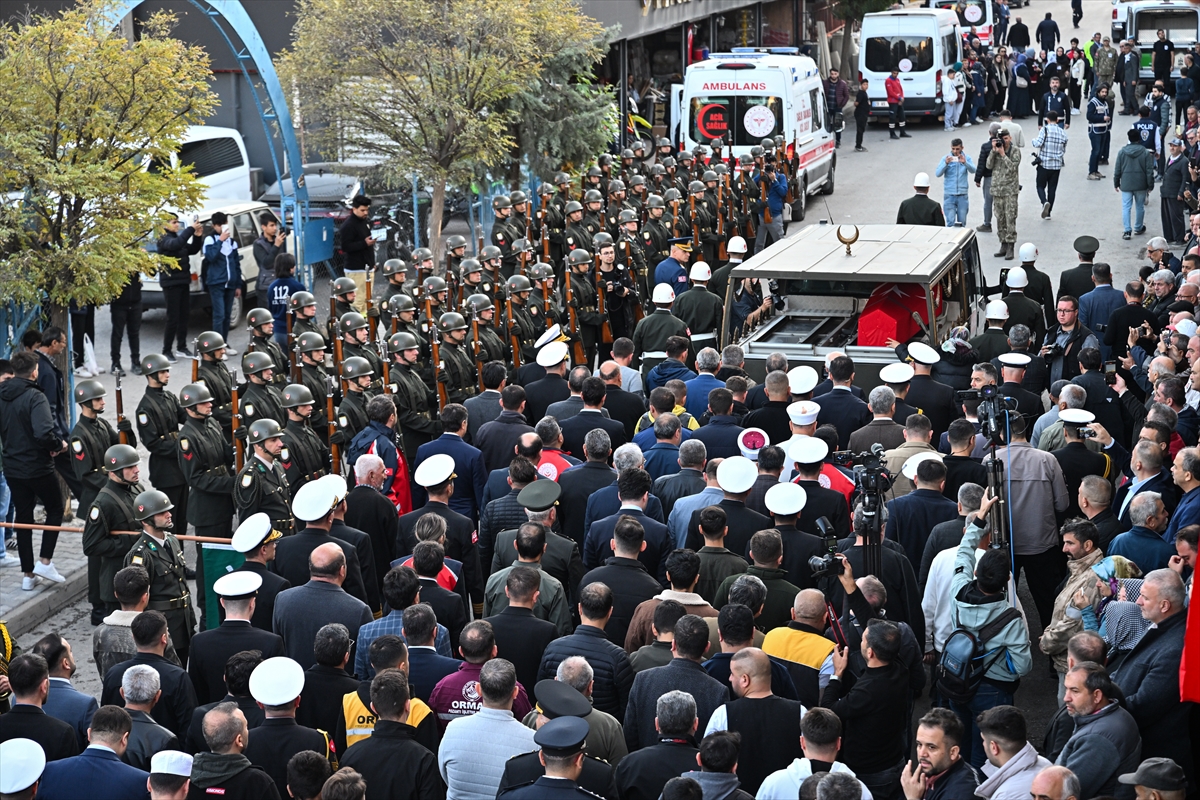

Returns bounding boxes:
[752,161,789,254]
[935,139,977,228]
[34,706,151,799]
[201,211,243,342]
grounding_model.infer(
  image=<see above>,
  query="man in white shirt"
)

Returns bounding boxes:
[756,707,872,799]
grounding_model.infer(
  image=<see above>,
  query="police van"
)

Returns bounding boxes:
[1111,0,1199,83]
[680,48,837,215]
[859,9,963,119]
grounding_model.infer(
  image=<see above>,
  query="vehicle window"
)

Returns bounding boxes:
[809,89,824,131]
[864,36,936,73]
[689,96,784,146]
[232,213,257,249]
[933,0,991,30]
[178,137,245,177]
[1133,11,1196,43]
[943,32,959,66]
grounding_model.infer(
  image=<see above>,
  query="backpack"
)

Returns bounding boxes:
[936,605,1022,703]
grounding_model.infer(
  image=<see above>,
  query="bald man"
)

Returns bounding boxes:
[1030,766,1082,800]
[272,542,374,669]
[702,648,805,793]
[762,589,837,691]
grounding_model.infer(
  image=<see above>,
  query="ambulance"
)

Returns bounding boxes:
[1111,0,1199,83]
[680,48,838,219]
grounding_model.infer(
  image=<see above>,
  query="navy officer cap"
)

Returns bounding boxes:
[534,680,592,719]
[534,716,590,756]
[518,480,561,512]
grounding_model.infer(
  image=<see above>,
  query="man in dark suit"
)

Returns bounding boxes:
[399,453,484,612]
[584,469,671,586]
[652,439,707,519]
[884,457,959,564]
[242,656,333,799]
[492,481,587,602]
[34,707,148,795]
[485,567,561,694]
[30,634,97,751]
[691,387,745,459]
[1113,441,1178,528]
[559,432,618,546]
[684,456,774,556]
[295,623,360,736]
[119,664,181,771]
[895,174,946,225]
[184,650,266,754]
[997,352,1046,424]
[970,303,1014,362]
[465,361,505,443]
[1103,282,1160,359]
[271,542,373,672]
[1071,347,1129,445]
[548,366,614,423]
[1058,236,1100,300]
[788,438,852,539]
[561,378,628,461]
[903,343,960,440]
[741,372,794,447]
[583,446,666,537]
[411,541,469,649]
[763,483,825,590]
[100,611,197,738]
[601,361,647,440]
[328,486,383,616]
[187,572,284,704]
[848,386,907,454]
[231,515,291,633]
[271,495,371,609]
[344,475,400,593]
[580,513,665,646]
[524,343,572,423]
[410,404,488,521]
[812,352,866,400]
[0,653,80,762]
[401,604,462,700]
[474,384,535,473]
[814,355,872,449]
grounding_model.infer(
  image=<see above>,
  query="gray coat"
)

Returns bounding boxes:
[464,390,502,444]
[1055,701,1141,800]
[272,580,373,670]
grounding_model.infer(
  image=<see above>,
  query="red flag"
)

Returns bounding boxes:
[1182,578,1200,702]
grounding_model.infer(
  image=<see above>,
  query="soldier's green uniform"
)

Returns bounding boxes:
[642,211,672,267]
[196,361,234,442]
[617,218,650,310]
[239,380,286,428]
[987,145,1022,255]
[82,447,142,617]
[342,340,384,385]
[437,314,479,406]
[136,356,189,541]
[282,417,330,500]
[388,332,441,460]
[234,421,293,536]
[566,253,603,370]
[534,184,565,267]
[506,277,544,365]
[292,314,323,342]
[685,182,719,265]
[380,263,416,334]
[672,283,724,345]
[296,331,335,447]
[421,276,451,326]
[248,309,290,386]
[563,205,595,256]
[529,263,565,333]
[124,500,194,664]
[178,382,235,630]
[464,295,510,369]
[633,308,690,381]
[336,377,372,445]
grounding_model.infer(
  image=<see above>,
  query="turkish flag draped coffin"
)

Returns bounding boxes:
[858,282,944,347]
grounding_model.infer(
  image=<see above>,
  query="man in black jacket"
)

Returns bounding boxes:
[1104,282,1160,359]
[652,439,707,520]
[100,611,197,738]
[156,215,203,360]
[559,431,618,546]
[613,691,700,800]
[339,195,375,275]
[295,624,360,737]
[474,385,535,473]
[187,572,284,704]
[253,212,286,290]
[485,567,560,695]
[0,653,80,763]
[900,709,982,800]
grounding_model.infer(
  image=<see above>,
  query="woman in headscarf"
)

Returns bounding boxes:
[1009,53,1033,118]
[1073,557,1149,671]
[932,324,979,389]
[992,48,1011,116]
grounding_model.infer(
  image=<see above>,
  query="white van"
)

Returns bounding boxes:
[1112,0,1199,83]
[149,125,253,204]
[680,48,837,213]
[859,9,963,119]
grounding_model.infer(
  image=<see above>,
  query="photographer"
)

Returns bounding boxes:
[751,159,788,254]
[1041,296,1098,383]
[986,128,1021,260]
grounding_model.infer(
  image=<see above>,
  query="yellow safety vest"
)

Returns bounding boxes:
[342,690,433,747]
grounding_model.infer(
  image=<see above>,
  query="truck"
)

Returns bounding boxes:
[720,223,986,385]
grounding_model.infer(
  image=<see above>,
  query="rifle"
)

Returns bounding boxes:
[286,314,296,379]
[717,177,728,262]
[430,337,448,412]
[506,291,522,370]
[365,272,375,342]
[191,337,199,383]
[333,326,344,380]
[621,239,645,323]
[476,224,485,256]
[390,298,399,336]
[567,268,592,363]
[291,343,302,384]
[671,199,680,238]
[326,373,339,475]
[470,312,485,394]
[115,373,130,446]
[741,172,757,240]
[329,281,340,348]
[690,193,701,251]
[760,169,773,225]
[379,339,391,394]
[231,370,244,473]
[540,209,550,260]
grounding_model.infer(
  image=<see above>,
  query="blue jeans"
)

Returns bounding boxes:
[950,682,1015,768]
[944,194,969,226]
[208,285,238,339]
[1122,190,1147,233]
[1089,130,1110,173]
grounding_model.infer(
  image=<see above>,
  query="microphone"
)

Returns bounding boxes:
[870,442,886,457]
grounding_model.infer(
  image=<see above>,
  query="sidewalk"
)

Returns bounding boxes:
[1,520,90,638]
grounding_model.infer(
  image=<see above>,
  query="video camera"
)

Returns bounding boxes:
[831,443,894,493]
[956,385,1017,445]
[807,517,843,579]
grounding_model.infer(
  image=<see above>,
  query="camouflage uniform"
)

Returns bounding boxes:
[987,147,1022,246]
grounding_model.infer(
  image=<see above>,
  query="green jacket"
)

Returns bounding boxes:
[1113,143,1155,192]
[714,564,800,632]
[987,147,1021,196]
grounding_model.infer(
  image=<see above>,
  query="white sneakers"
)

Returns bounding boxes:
[22,576,41,591]
[32,561,66,583]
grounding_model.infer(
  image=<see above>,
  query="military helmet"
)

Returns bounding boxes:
[197,331,227,354]
[179,382,214,408]
[247,308,274,329]
[133,489,173,521]
[507,275,533,293]
[387,331,420,354]
[103,444,139,473]
[512,238,533,254]
[688,180,706,194]
[657,137,673,148]
[629,175,647,188]
[713,163,729,176]
[510,190,528,206]
[618,208,639,224]
[460,258,483,275]
[247,418,284,446]
[702,170,718,183]
[465,293,495,314]
[339,312,368,335]
[529,262,555,281]
[597,154,613,168]
[74,378,106,404]
[242,351,274,375]
[564,201,583,215]
[412,246,435,262]
[382,258,407,276]
[387,293,416,314]
[621,148,636,160]
[632,141,646,153]
[287,292,316,312]
[296,331,327,353]
[750,145,765,158]
[446,235,467,251]
[567,249,593,267]
[607,179,626,194]
[333,276,357,297]
[554,171,571,185]
[593,232,614,248]
[649,165,667,179]
[141,353,172,375]
[663,188,682,203]
[661,156,677,169]
[678,151,694,163]
[481,245,502,261]
[281,383,315,408]
[492,194,512,210]
[647,194,666,209]
[586,166,603,178]
[738,154,755,167]
[438,312,468,334]
[422,276,448,295]
[342,356,374,380]
[538,183,554,196]
[762,137,775,149]
[693,144,708,157]
[583,189,603,204]
[710,136,725,148]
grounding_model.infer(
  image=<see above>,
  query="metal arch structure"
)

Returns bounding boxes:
[106,0,312,285]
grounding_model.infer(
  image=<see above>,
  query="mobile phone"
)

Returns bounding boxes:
[1104,360,1117,384]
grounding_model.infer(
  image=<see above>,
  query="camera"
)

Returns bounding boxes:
[832,450,855,467]
[807,517,843,579]
[958,386,1018,444]
[1043,343,1064,361]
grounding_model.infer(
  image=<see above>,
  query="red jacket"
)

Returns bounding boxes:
[886,76,904,104]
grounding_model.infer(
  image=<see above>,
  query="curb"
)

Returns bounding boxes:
[5,566,90,639]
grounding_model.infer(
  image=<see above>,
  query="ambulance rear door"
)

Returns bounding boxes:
[683,64,790,159]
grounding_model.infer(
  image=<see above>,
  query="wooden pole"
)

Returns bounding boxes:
[0,522,231,545]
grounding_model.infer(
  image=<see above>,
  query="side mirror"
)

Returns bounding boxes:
[831,111,845,133]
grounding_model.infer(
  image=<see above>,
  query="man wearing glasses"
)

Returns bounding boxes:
[1147,237,1183,276]
[1041,296,1099,382]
